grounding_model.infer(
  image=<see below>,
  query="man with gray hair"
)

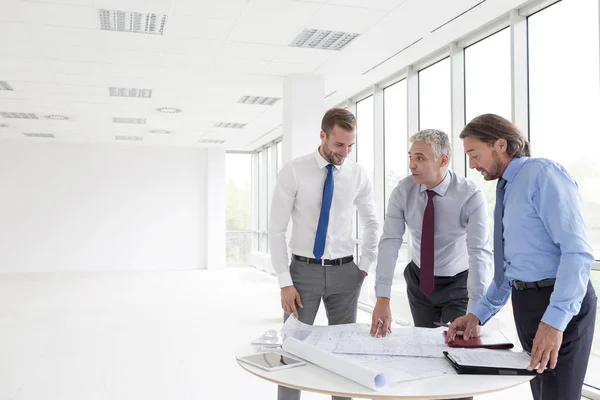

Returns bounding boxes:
[370,130,492,400]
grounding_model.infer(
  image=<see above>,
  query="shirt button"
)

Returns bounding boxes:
[507,262,511,265]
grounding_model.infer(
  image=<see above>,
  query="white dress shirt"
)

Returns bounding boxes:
[269,149,380,288]
[375,170,493,312]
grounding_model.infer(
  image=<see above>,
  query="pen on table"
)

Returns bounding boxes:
[433,321,451,328]
[376,318,392,334]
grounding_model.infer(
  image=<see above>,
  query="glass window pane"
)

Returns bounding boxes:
[225,153,252,265]
[258,150,268,252]
[419,58,451,135]
[464,28,512,246]
[529,0,600,258]
[276,141,282,172]
[384,80,408,211]
[528,0,600,388]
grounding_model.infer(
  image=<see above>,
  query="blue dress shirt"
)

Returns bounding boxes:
[471,157,594,331]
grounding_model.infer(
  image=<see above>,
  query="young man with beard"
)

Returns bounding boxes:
[269,107,380,400]
[446,113,597,400]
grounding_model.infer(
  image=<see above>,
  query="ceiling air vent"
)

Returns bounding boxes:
[109,87,152,98]
[214,122,246,129]
[0,112,38,119]
[199,139,225,144]
[115,135,143,141]
[289,29,359,51]
[237,96,280,106]
[24,133,54,138]
[113,117,147,124]
[0,81,14,91]
[99,9,167,35]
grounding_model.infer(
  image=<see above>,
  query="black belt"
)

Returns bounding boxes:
[292,254,353,266]
[511,278,556,291]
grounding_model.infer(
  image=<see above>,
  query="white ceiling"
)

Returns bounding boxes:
[0,0,533,150]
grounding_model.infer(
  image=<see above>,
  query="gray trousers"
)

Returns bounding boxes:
[278,257,365,400]
[404,261,472,400]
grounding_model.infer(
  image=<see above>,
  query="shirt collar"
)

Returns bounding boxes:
[502,156,529,183]
[314,148,341,170]
[419,170,451,197]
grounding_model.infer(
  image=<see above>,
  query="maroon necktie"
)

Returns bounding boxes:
[420,190,436,295]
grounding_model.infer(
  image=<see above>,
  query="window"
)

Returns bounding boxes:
[257,150,268,252]
[225,153,253,265]
[419,57,451,135]
[528,0,600,389]
[464,28,512,244]
[276,141,283,172]
[383,80,408,209]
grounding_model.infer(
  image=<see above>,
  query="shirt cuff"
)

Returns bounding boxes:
[375,284,392,299]
[471,302,493,326]
[541,305,572,332]
[357,257,371,274]
[467,299,477,315]
[277,271,293,288]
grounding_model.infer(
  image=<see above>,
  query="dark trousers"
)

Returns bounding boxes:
[404,261,472,400]
[278,258,365,400]
[511,280,597,400]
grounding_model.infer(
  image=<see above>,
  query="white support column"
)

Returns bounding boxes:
[510,9,530,138]
[450,42,467,176]
[282,74,325,164]
[405,66,419,259]
[406,66,420,137]
[372,84,385,224]
[205,147,226,269]
[346,98,358,163]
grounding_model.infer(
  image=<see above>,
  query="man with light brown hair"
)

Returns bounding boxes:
[269,108,380,400]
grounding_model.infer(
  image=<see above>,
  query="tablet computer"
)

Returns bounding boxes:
[238,352,306,372]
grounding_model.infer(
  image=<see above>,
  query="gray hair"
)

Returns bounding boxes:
[410,129,451,161]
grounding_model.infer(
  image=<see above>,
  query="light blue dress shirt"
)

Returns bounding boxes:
[471,157,594,331]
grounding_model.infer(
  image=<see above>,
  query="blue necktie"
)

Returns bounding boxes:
[493,178,507,287]
[313,164,335,260]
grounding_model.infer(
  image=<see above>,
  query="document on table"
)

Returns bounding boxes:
[280,316,454,391]
[284,316,448,357]
[445,349,532,369]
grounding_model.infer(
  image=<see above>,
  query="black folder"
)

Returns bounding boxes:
[443,351,555,376]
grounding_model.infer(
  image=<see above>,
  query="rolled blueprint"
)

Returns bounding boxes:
[282,336,387,391]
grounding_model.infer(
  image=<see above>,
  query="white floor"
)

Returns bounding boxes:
[0,267,572,400]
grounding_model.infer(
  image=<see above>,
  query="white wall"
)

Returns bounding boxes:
[0,142,210,273]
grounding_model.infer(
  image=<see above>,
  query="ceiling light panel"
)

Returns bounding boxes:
[0,112,38,119]
[109,87,152,98]
[115,135,143,141]
[214,122,246,129]
[289,29,359,51]
[199,139,225,144]
[237,96,280,106]
[45,115,69,120]
[24,133,54,138]
[150,129,170,134]
[156,107,182,114]
[99,9,168,35]
[113,117,147,124]
[0,81,14,91]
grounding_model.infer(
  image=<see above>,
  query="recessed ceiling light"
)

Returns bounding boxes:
[289,29,359,51]
[0,112,38,119]
[115,135,143,141]
[0,123,8,128]
[45,114,69,121]
[214,122,246,129]
[237,96,280,106]
[99,9,168,35]
[109,87,152,98]
[156,107,182,114]
[113,117,147,124]
[0,81,14,91]
[199,139,225,144]
[150,129,170,134]
[24,133,55,138]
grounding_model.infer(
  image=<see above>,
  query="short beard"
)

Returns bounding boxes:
[322,142,342,165]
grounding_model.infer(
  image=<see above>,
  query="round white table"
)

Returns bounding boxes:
[236,345,533,399]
